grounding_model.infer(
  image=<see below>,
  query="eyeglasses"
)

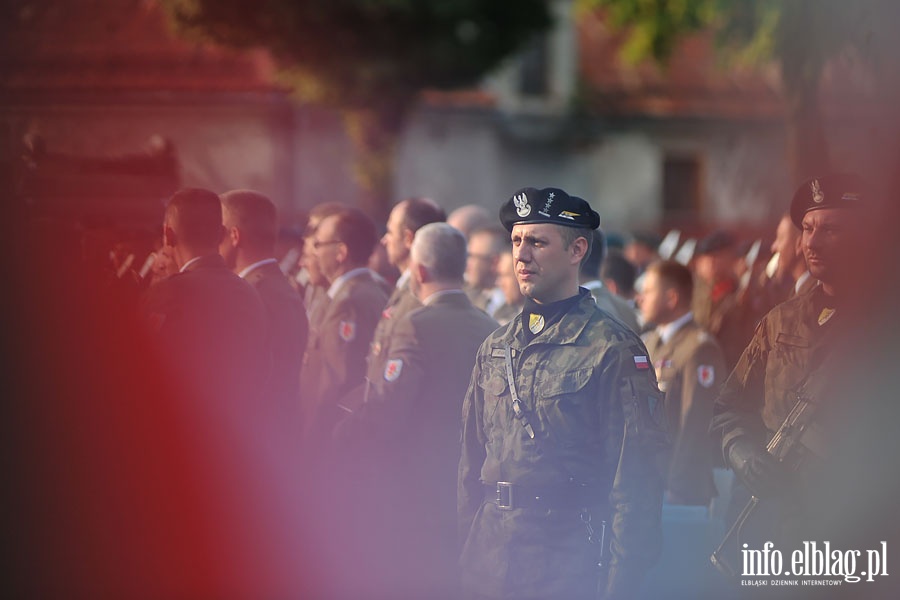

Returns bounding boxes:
[313,239,344,250]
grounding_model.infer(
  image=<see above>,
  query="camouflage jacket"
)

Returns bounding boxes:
[458,291,666,599]
[711,285,839,456]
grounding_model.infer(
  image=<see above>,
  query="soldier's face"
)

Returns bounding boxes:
[771,215,800,280]
[466,232,498,290]
[511,223,580,304]
[313,215,344,283]
[381,205,409,268]
[637,270,670,325]
[800,208,851,288]
[219,208,238,269]
[497,252,523,305]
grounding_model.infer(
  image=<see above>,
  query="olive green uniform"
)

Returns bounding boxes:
[643,319,725,505]
[711,285,838,455]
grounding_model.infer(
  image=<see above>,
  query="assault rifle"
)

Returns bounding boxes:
[710,391,826,577]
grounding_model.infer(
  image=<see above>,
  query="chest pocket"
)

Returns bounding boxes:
[769,332,811,394]
[534,367,594,443]
[477,360,509,426]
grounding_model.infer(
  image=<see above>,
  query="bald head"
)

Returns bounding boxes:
[447,204,492,237]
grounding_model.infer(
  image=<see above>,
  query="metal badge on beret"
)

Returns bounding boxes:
[790,173,867,228]
[500,187,601,232]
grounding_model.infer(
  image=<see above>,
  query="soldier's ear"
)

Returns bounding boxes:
[412,261,429,285]
[227,226,241,248]
[569,235,589,265]
[665,286,679,310]
[162,224,177,248]
[403,227,416,250]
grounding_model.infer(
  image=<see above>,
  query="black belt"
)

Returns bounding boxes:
[483,481,606,511]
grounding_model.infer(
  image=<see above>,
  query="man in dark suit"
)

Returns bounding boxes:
[140,188,268,414]
[335,222,498,599]
[220,189,309,429]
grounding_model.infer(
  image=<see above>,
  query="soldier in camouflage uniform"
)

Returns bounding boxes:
[711,173,867,514]
[458,188,667,600]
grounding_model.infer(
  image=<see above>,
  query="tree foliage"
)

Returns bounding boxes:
[583,0,892,180]
[160,0,551,216]
[162,0,551,115]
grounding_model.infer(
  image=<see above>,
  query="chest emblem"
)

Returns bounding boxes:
[697,365,716,388]
[339,320,356,341]
[633,355,650,370]
[528,313,545,334]
[384,358,403,382]
[818,307,836,326]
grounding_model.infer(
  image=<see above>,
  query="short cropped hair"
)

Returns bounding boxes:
[411,222,467,282]
[601,250,637,295]
[468,226,510,255]
[220,189,277,251]
[558,225,594,267]
[646,259,694,304]
[331,208,379,266]
[580,229,607,279]
[305,202,345,236]
[400,197,446,233]
[166,188,223,248]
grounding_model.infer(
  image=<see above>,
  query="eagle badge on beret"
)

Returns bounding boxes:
[810,179,825,204]
[513,192,531,218]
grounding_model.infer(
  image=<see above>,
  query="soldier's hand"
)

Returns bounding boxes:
[727,437,788,499]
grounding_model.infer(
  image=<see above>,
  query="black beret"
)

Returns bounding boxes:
[695,230,736,255]
[499,187,600,232]
[790,173,866,229]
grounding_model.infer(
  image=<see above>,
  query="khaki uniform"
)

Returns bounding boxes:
[584,280,640,334]
[365,276,421,392]
[458,292,666,599]
[491,301,523,327]
[643,319,725,505]
[336,291,498,597]
[298,269,388,442]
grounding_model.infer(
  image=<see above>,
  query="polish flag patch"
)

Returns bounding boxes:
[633,355,650,370]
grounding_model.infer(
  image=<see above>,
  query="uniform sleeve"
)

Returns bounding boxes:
[668,339,727,499]
[333,313,424,443]
[458,350,488,547]
[321,293,382,404]
[710,315,771,460]
[604,345,667,598]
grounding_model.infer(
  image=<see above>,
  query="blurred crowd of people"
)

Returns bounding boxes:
[9,173,900,600]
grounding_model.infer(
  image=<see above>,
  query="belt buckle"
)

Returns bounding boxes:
[496,481,515,511]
